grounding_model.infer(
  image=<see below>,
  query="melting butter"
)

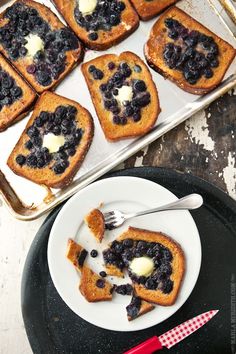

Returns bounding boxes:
[25,34,44,58]
[42,133,65,154]
[130,256,154,277]
[78,0,97,15]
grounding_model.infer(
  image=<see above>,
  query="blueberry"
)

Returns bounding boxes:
[134,80,146,92]
[90,249,98,258]
[145,279,156,290]
[123,239,133,248]
[117,2,126,11]
[52,126,61,136]
[162,248,173,262]
[92,69,104,80]
[204,68,213,78]
[16,154,26,166]
[136,93,151,107]
[114,243,123,254]
[115,284,133,295]
[88,32,98,41]
[26,64,36,74]
[124,106,134,117]
[99,271,107,278]
[10,86,22,98]
[36,71,52,86]
[108,62,115,70]
[168,29,179,40]
[110,14,120,26]
[120,117,127,125]
[133,112,141,122]
[53,160,69,174]
[113,88,118,96]
[25,140,33,150]
[39,111,49,123]
[67,106,77,116]
[104,92,112,99]
[37,157,46,168]
[27,126,39,138]
[19,46,27,56]
[96,279,105,288]
[161,279,173,294]
[32,136,42,147]
[66,147,75,157]
[100,83,107,92]
[210,59,219,68]
[2,76,13,89]
[26,154,37,168]
[88,65,96,73]
[113,115,121,125]
[164,18,175,28]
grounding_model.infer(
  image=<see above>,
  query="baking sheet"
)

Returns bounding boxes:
[0,0,236,219]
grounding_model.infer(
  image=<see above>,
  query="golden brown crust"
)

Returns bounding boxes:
[82,51,160,141]
[105,263,124,278]
[79,265,113,302]
[7,91,94,189]
[118,226,185,306]
[0,54,36,132]
[127,297,155,321]
[144,6,236,95]
[84,208,105,243]
[51,0,139,50]
[0,0,83,93]
[66,238,88,271]
[129,0,178,21]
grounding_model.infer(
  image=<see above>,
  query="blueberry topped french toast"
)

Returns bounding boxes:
[82,51,160,141]
[0,0,82,93]
[51,0,139,50]
[145,7,236,94]
[7,92,94,189]
[0,53,36,132]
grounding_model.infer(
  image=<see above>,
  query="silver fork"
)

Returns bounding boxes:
[104,193,203,229]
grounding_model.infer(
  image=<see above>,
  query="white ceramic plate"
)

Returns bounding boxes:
[47,176,201,331]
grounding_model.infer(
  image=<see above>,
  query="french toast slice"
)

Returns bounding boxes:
[79,265,113,302]
[126,295,155,321]
[144,6,236,94]
[103,226,185,306]
[7,91,94,189]
[0,0,82,93]
[0,54,36,132]
[82,51,160,141]
[66,239,88,271]
[129,0,179,21]
[84,208,105,243]
[51,0,139,50]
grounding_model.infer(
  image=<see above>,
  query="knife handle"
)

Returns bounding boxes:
[123,336,163,354]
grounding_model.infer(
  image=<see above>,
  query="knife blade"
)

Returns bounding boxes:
[124,310,219,354]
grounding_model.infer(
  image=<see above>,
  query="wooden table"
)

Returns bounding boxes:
[0,90,235,353]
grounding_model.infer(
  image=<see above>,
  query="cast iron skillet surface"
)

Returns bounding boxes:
[21,167,236,354]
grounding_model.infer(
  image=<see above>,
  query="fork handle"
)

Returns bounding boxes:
[124,194,203,219]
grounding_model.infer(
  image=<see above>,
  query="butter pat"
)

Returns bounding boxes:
[25,34,44,58]
[78,0,97,15]
[43,133,65,154]
[130,257,154,277]
[116,85,133,106]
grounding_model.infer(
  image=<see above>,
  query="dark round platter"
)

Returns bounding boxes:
[21,167,236,354]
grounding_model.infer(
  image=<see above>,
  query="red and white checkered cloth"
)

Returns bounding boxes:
[159,310,218,349]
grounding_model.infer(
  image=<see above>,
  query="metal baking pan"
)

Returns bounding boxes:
[0,0,236,220]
